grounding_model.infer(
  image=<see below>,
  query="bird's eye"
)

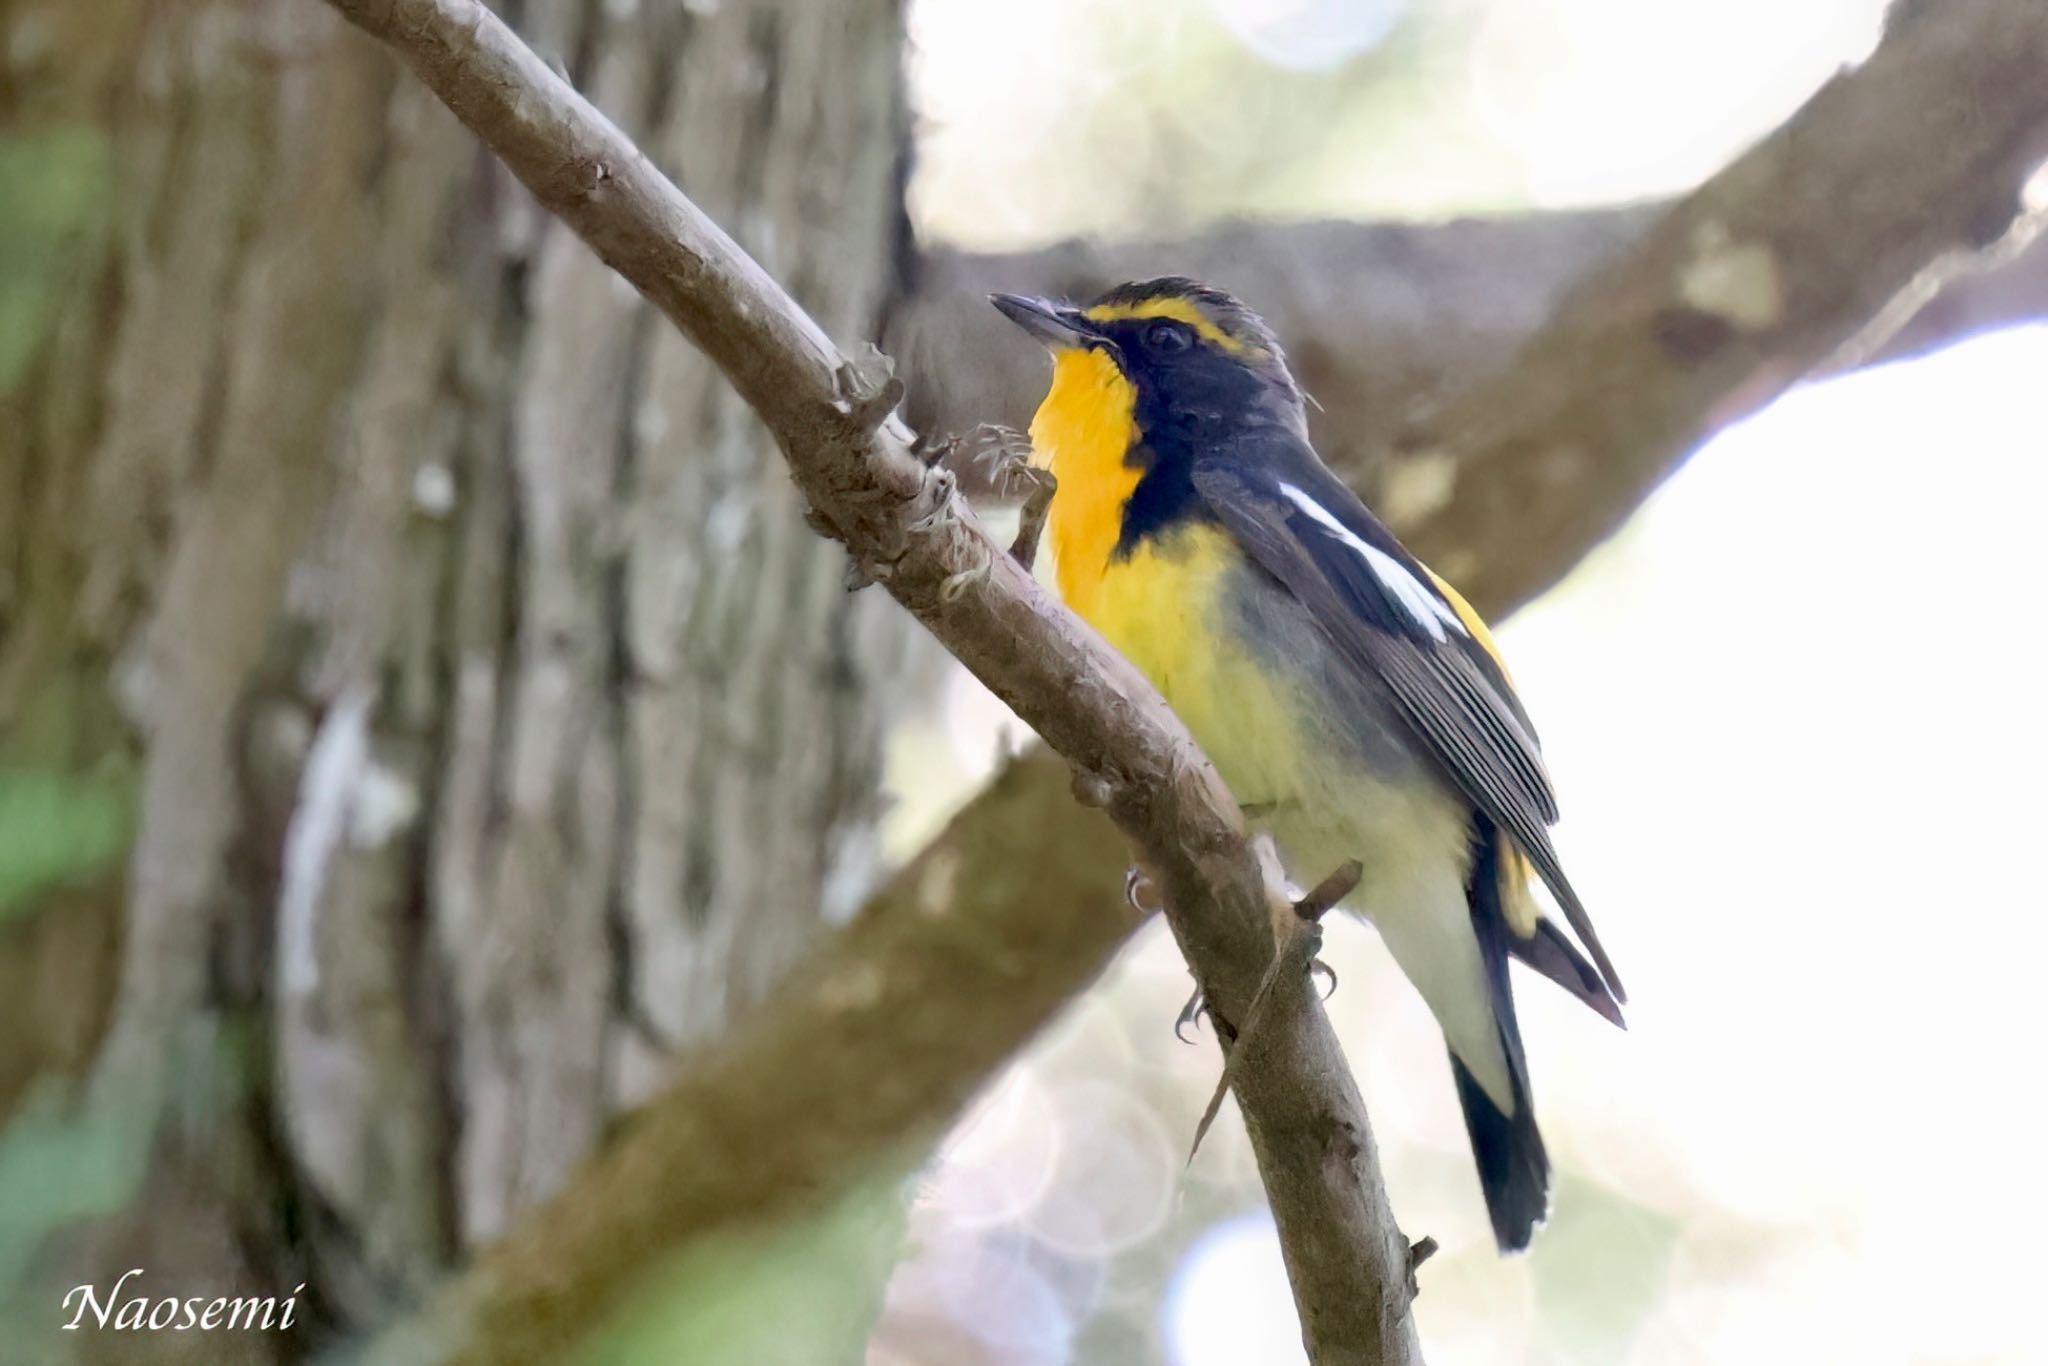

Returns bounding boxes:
[1144,321,1194,354]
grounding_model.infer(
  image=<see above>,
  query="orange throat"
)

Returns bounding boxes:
[1029,347,1142,620]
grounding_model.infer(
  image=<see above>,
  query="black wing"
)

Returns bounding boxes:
[1192,446,1626,1003]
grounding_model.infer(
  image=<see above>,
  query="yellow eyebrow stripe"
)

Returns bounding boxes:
[1082,297,1250,354]
[1421,565,1515,683]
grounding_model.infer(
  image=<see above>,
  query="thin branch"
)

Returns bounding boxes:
[852,5,2048,1158]
[1188,859,1361,1166]
[324,0,1422,1361]
[324,0,2048,1361]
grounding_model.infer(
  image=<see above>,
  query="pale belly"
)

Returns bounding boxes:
[1061,523,1472,915]
[1059,520,1510,1103]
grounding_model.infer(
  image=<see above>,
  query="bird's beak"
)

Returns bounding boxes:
[990,293,1093,349]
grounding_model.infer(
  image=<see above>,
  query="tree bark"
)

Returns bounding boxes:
[270,1,2048,1361]
[315,4,1434,1356]
[0,0,916,1356]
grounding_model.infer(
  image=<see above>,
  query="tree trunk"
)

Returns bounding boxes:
[0,0,919,1356]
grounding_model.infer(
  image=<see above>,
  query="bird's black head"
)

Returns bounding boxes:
[991,277,1306,438]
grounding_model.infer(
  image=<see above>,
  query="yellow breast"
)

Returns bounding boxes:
[1028,348,1322,813]
[1028,348,1289,802]
[1091,525,1311,813]
[1061,530,1301,833]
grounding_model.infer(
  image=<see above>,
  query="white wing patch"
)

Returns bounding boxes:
[1277,482,1465,642]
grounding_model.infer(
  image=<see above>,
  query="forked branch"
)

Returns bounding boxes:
[324,0,1424,1360]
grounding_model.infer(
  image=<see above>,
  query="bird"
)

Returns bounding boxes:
[991,277,1626,1253]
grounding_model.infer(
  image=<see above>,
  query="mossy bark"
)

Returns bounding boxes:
[0,0,920,1357]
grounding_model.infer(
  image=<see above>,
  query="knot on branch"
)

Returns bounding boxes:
[832,344,905,434]
[1294,859,1362,922]
[1069,766,1117,810]
[1405,1235,1440,1299]
[799,503,886,594]
[834,462,978,596]
[906,465,959,535]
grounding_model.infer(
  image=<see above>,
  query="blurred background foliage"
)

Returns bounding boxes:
[0,127,112,390]
[864,1,2046,1364]
[907,0,1884,247]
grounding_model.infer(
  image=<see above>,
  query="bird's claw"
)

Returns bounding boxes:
[1173,957,1330,1043]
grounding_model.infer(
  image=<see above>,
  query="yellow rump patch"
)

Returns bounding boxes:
[1500,839,1541,938]
[1082,297,1251,355]
[1421,565,1514,684]
[1421,568,1539,936]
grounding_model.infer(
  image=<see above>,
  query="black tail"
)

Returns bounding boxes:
[1457,818,1551,1253]
[1511,918,1626,1028]
[1450,1052,1549,1253]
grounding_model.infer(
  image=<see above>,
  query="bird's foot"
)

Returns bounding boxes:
[1174,946,1334,1047]
[1004,464,1057,566]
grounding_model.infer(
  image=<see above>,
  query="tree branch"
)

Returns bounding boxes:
[892,207,1662,520]
[901,212,2048,529]
[324,0,1422,1361]
[324,0,2048,1360]
[1389,0,2048,613]
[861,25,2048,1269]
